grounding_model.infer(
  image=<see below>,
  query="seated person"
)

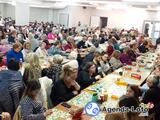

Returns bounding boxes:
[42,54,63,81]
[47,30,56,40]
[127,43,138,62]
[85,36,94,47]
[100,52,112,75]
[105,96,146,120]
[21,41,32,61]
[112,37,120,50]
[20,80,52,120]
[100,35,108,44]
[0,112,11,120]
[0,57,5,67]
[8,29,16,43]
[48,40,68,56]
[50,65,80,106]
[138,40,149,53]
[77,35,87,49]
[106,39,114,57]
[63,36,76,52]
[91,34,99,48]
[109,50,123,70]
[92,51,102,75]
[6,42,23,64]
[0,59,24,117]
[119,47,132,65]
[77,48,88,70]
[23,53,41,84]
[0,43,11,56]
[147,39,155,50]
[35,41,48,58]
[77,62,101,90]
[156,37,160,48]
[84,46,96,62]
[125,84,141,102]
[142,75,160,120]
[152,64,160,77]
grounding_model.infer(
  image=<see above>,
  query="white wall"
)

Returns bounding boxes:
[52,6,154,31]
[67,6,92,27]
[1,3,160,31]
[0,3,4,17]
[52,6,92,27]
[90,8,148,32]
[52,7,69,24]
[3,3,15,19]
[30,7,51,22]
[15,2,29,26]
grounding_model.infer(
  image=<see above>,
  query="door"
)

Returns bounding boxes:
[100,17,108,28]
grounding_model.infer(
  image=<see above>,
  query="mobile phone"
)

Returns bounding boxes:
[61,102,71,108]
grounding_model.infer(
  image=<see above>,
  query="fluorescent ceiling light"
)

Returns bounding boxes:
[45,0,122,4]
[96,4,130,10]
[123,0,160,2]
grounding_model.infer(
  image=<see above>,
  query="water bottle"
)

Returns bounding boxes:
[20,58,23,67]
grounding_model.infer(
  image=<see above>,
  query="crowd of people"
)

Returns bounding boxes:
[0,16,160,120]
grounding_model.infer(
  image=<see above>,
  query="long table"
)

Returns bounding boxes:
[47,52,157,120]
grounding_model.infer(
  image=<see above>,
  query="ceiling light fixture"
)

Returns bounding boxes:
[123,0,160,2]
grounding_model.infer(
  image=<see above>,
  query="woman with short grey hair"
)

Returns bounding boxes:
[41,54,63,82]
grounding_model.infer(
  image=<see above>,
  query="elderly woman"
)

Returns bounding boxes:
[23,53,53,108]
[142,75,160,120]
[35,42,48,58]
[6,42,23,64]
[41,54,63,82]
[28,32,39,51]
[63,36,76,52]
[48,41,68,56]
[50,65,80,106]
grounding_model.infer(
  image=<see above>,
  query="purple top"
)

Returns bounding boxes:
[119,53,132,65]
[0,45,11,56]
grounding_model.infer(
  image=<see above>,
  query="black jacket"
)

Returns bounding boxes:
[138,44,148,53]
[142,86,160,114]
[50,80,75,106]
[77,71,96,90]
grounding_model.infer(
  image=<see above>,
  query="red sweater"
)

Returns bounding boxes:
[107,45,114,57]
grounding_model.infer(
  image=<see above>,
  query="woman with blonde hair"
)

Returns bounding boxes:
[22,41,31,60]
[23,52,41,84]
[50,65,80,106]
[23,52,53,108]
[35,41,48,58]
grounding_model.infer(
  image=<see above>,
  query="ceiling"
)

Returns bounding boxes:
[1,0,160,10]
